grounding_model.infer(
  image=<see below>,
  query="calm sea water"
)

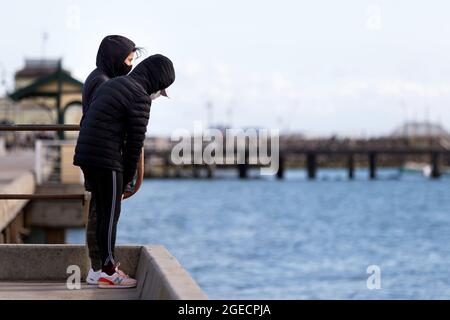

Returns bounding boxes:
[67,168,450,299]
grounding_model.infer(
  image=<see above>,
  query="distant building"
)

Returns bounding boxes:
[390,121,450,139]
[6,59,83,139]
[14,59,62,90]
[144,136,172,151]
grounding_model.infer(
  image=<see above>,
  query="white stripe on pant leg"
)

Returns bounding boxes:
[105,170,117,266]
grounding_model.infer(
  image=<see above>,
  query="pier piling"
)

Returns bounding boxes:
[238,149,249,179]
[369,152,377,180]
[277,155,285,179]
[431,152,441,179]
[306,153,317,180]
[348,155,354,180]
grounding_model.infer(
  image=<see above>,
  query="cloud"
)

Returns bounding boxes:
[375,79,450,98]
[183,60,203,78]
[151,57,450,136]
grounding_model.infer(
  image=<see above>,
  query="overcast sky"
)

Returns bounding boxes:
[1,0,450,136]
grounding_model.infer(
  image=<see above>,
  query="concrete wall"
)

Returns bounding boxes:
[25,183,87,228]
[136,245,208,300]
[60,144,82,183]
[0,244,208,300]
[0,137,5,156]
[0,244,140,280]
[0,171,35,232]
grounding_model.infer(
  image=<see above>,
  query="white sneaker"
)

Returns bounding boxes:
[86,268,102,285]
[114,262,129,278]
[98,271,138,289]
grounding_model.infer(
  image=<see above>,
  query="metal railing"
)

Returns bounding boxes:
[0,124,79,131]
[0,194,85,201]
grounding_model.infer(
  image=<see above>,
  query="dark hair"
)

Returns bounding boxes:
[133,47,147,60]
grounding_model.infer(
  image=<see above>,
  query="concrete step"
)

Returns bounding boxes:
[0,282,141,300]
[0,244,208,300]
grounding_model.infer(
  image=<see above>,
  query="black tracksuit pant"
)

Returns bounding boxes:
[81,165,123,268]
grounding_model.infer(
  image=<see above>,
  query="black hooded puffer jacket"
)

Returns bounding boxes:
[73,54,175,187]
[81,35,136,120]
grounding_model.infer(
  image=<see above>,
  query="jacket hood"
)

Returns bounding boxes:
[96,35,136,78]
[129,54,175,95]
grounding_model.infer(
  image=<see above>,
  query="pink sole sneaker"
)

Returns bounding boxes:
[97,273,137,289]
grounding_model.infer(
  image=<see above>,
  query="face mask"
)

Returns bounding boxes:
[150,90,162,100]
[118,62,133,76]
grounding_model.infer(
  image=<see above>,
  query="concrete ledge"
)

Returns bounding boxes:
[0,244,140,280]
[0,171,35,231]
[0,282,141,300]
[136,245,208,300]
[0,244,208,300]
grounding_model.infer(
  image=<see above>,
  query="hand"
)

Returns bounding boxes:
[122,191,133,200]
[121,182,134,200]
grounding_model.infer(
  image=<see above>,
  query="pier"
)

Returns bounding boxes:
[141,143,450,180]
[281,146,448,180]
